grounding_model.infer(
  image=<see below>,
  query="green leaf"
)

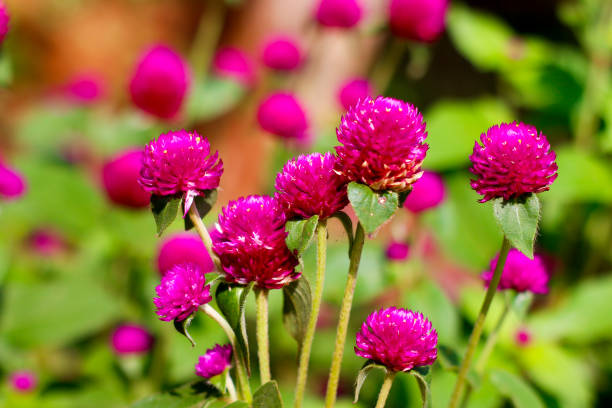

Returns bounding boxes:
[347,182,399,234]
[282,276,312,347]
[252,381,283,408]
[0,51,12,87]
[131,380,222,408]
[411,366,432,408]
[185,190,218,230]
[493,194,540,258]
[354,360,387,403]
[285,215,319,255]
[186,77,246,122]
[489,370,545,408]
[224,402,249,408]
[437,344,460,370]
[331,211,354,253]
[173,314,196,347]
[151,194,181,236]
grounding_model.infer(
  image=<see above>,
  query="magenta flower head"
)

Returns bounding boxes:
[389,0,448,43]
[515,328,532,347]
[385,241,410,261]
[154,263,212,321]
[157,232,214,276]
[482,249,549,294]
[111,324,154,355]
[257,92,309,141]
[129,45,190,120]
[61,74,105,104]
[338,78,372,110]
[261,36,303,71]
[212,195,300,289]
[315,0,362,29]
[0,3,9,45]
[9,371,37,393]
[27,228,66,257]
[403,171,445,213]
[0,161,26,200]
[355,307,437,372]
[470,122,558,203]
[139,130,223,214]
[335,96,428,193]
[102,149,150,209]
[212,47,256,87]
[195,344,233,379]
[275,152,348,220]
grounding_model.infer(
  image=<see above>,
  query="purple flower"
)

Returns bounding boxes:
[315,0,362,28]
[338,78,372,110]
[261,36,303,71]
[389,0,448,43]
[385,241,410,261]
[61,74,105,104]
[0,3,9,45]
[403,171,445,213]
[9,371,37,393]
[157,232,214,276]
[195,344,233,379]
[275,152,348,220]
[470,122,558,203]
[335,96,428,193]
[111,324,154,355]
[0,161,26,200]
[212,47,256,87]
[139,130,223,214]
[515,328,532,347]
[129,45,190,120]
[154,263,212,321]
[102,149,150,209]
[481,249,549,294]
[257,92,309,141]
[355,307,437,372]
[212,195,300,289]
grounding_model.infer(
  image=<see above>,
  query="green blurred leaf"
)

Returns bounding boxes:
[151,194,181,236]
[131,380,222,408]
[224,402,249,408]
[285,215,319,255]
[354,360,387,403]
[0,51,12,87]
[184,190,218,231]
[411,366,432,408]
[489,369,544,408]
[347,182,398,234]
[174,314,196,348]
[186,77,246,122]
[282,276,312,348]
[493,195,540,259]
[253,381,283,408]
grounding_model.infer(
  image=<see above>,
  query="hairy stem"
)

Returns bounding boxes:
[225,371,237,402]
[187,204,221,269]
[375,372,397,408]
[255,288,271,384]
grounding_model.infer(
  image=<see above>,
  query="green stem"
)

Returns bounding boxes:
[448,236,511,408]
[226,371,238,402]
[255,288,271,384]
[294,220,328,408]
[370,37,406,94]
[325,222,366,408]
[190,0,226,77]
[187,204,222,269]
[375,372,397,408]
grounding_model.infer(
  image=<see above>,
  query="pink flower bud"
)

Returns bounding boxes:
[482,249,549,294]
[111,324,154,355]
[0,161,26,200]
[385,241,410,261]
[9,371,37,393]
[337,78,372,110]
[212,47,256,87]
[257,92,309,141]
[403,171,445,213]
[315,0,362,29]
[157,232,214,276]
[389,0,448,43]
[102,149,150,209]
[261,36,303,71]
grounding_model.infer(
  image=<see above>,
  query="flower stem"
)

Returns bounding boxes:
[226,370,238,402]
[255,287,271,384]
[448,236,511,408]
[375,372,397,408]
[187,204,222,269]
[294,220,328,408]
[190,0,226,78]
[325,222,366,408]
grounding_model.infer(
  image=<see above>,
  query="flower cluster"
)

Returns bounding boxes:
[154,263,212,321]
[195,344,233,379]
[482,249,549,294]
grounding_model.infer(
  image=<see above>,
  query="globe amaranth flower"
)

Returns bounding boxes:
[61,74,105,105]
[355,307,437,372]
[212,195,300,289]
[0,161,26,200]
[129,44,190,119]
[0,3,9,45]
[315,0,362,28]
[154,263,212,321]
[9,371,37,393]
[481,248,549,294]
[389,0,448,43]
[470,122,557,203]
[102,149,150,209]
[335,96,428,193]
[111,324,154,355]
[403,170,445,213]
[261,36,303,71]
[275,152,348,220]
[139,130,223,214]
[257,92,309,141]
[212,47,256,87]
[338,77,372,110]
[195,344,233,379]
[157,232,214,276]
[385,241,410,261]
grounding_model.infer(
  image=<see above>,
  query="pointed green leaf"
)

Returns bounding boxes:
[131,380,222,407]
[173,314,196,347]
[411,366,432,408]
[436,344,480,387]
[354,360,387,403]
[331,211,354,253]
[151,194,181,236]
[493,194,540,258]
[282,276,312,348]
[285,215,319,255]
[185,190,218,230]
[489,369,545,408]
[224,402,249,408]
[253,381,283,408]
[347,182,399,234]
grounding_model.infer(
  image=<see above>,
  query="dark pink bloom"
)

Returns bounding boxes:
[195,344,232,379]
[335,96,428,193]
[129,45,190,119]
[315,0,362,28]
[385,241,410,261]
[275,152,348,220]
[355,307,437,372]
[154,263,212,321]
[515,328,532,347]
[9,371,36,393]
[27,228,66,256]
[212,195,300,289]
[139,130,223,214]
[212,47,256,87]
[403,171,445,213]
[389,0,448,43]
[102,149,150,209]
[157,232,214,275]
[338,78,372,110]
[257,92,309,141]
[0,3,9,45]
[0,161,26,200]
[111,324,154,355]
[481,249,549,294]
[62,74,105,104]
[470,122,558,203]
[261,36,303,71]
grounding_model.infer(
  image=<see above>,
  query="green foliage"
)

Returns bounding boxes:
[131,380,222,408]
[493,194,540,259]
[285,215,319,255]
[347,182,399,234]
[353,360,387,404]
[173,314,197,347]
[184,190,218,230]
[411,366,432,408]
[488,369,545,408]
[151,194,182,236]
[253,381,283,408]
[282,276,312,348]
[186,77,246,123]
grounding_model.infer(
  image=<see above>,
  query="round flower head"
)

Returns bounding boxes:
[355,307,437,372]
[9,371,37,393]
[515,328,532,347]
[385,241,410,261]
[389,0,448,43]
[27,228,66,257]
[257,92,309,141]
[403,171,445,213]
[338,78,372,110]
[261,36,303,71]
[129,45,190,119]
[157,232,214,276]
[61,74,105,105]
[154,263,212,321]
[0,161,26,200]
[212,195,300,289]
[195,344,233,379]
[111,324,154,355]
[315,0,362,28]
[212,47,256,87]
[335,96,428,193]
[275,152,348,220]
[139,130,223,214]
[470,122,558,203]
[102,149,150,209]
[0,3,9,45]
[481,249,549,294]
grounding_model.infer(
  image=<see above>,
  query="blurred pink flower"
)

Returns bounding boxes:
[61,74,105,104]
[0,161,26,200]
[102,149,150,209]
[261,36,303,71]
[337,78,372,110]
[111,324,154,355]
[389,0,448,43]
[385,241,410,261]
[0,2,9,45]
[27,228,67,256]
[482,249,549,294]
[157,232,214,276]
[257,92,309,141]
[515,328,532,347]
[9,371,37,393]
[315,0,362,28]
[403,171,446,213]
[212,47,256,87]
